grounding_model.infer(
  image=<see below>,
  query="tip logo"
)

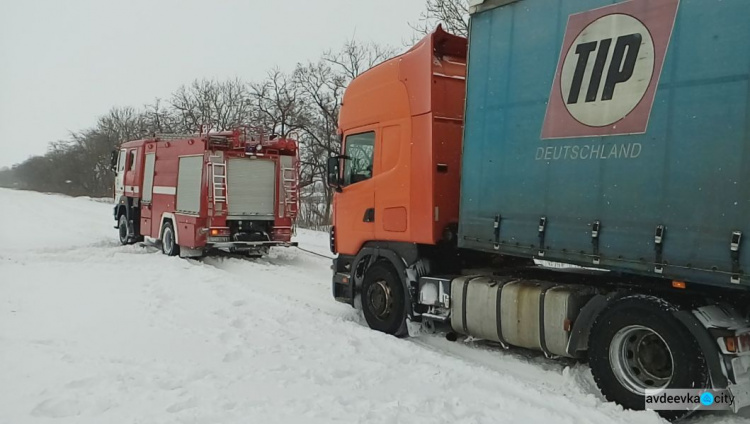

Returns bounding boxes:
[561,14,654,127]
[701,392,715,406]
[542,0,679,139]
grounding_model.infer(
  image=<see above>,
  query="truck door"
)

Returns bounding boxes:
[140,151,156,237]
[114,149,127,199]
[123,148,138,197]
[335,130,377,254]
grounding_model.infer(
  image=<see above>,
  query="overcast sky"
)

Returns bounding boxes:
[0,0,426,168]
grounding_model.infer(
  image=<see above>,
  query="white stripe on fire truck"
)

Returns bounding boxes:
[153,186,177,195]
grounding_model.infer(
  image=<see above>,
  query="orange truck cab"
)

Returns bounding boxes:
[328,27,467,330]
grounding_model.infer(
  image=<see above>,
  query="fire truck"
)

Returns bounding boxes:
[112,129,299,257]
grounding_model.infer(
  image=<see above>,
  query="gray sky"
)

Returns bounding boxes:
[0,0,426,168]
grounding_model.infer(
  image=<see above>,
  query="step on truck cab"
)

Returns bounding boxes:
[328,1,750,419]
[112,128,299,257]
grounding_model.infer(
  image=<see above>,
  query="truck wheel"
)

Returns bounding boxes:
[161,222,180,257]
[588,296,708,421]
[118,215,134,245]
[361,261,408,337]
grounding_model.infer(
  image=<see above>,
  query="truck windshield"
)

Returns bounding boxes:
[343,131,375,186]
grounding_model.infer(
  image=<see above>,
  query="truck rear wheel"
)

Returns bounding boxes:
[588,296,708,421]
[361,261,408,337]
[161,222,180,257]
[118,214,134,245]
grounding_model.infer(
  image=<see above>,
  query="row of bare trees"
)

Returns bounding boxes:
[0,0,468,229]
[0,40,394,228]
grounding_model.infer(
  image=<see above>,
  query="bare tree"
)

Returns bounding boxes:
[248,69,304,139]
[96,107,150,142]
[292,60,344,227]
[412,0,470,38]
[323,39,396,81]
[143,98,179,134]
[170,79,253,133]
[62,107,152,195]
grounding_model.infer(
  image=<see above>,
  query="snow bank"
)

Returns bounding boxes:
[1,188,746,424]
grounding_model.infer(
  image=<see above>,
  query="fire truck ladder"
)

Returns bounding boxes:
[281,165,298,217]
[211,161,228,204]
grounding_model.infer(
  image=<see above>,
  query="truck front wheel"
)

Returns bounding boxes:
[588,296,708,421]
[161,222,180,257]
[361,261,408,337]
[118,214,134,245]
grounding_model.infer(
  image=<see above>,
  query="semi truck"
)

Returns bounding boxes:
[327,0,750,418]
[113,128,299,257]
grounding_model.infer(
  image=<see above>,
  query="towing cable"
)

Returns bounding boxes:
[295,246,336,260]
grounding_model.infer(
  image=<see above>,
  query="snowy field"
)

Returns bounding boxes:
[1,188,749,424]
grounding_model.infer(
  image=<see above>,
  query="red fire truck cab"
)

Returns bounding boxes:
[112,129,299,257]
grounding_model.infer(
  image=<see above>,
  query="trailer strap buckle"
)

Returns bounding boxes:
[537,216,547,257]
[654,225,665,274]
[592,220,601,265]
[731,231,742,284]
[493,215,502,250]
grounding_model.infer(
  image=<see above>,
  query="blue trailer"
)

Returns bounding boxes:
[460,0,750,289]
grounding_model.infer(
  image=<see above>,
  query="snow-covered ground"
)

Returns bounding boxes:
[1,188,749,424]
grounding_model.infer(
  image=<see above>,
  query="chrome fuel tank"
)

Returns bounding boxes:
[451,277,593,357]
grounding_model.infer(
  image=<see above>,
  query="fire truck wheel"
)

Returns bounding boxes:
[361,261,408,337]
[588,296,708,421]
[118,214,134,245]
[161,222,180,257]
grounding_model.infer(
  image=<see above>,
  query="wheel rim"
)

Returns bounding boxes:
[164,228,173,254]
[119,217,128,242]
[366,279,393,320]
[609,325,674,395]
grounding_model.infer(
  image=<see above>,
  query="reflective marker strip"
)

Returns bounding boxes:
[153,186,177,195]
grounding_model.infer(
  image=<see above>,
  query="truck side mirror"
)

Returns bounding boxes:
[110,150,118,171]
[327,156,342,189]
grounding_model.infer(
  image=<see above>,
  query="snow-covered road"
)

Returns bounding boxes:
[1,188,748,424]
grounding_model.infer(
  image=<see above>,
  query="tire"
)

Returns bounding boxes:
[161,222,180,257]
[361,261,408,337]
[118,214,134,245]
[588,295,708,421]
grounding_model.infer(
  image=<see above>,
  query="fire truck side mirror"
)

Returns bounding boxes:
[327,156,342,190]
[109,150,118,172]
